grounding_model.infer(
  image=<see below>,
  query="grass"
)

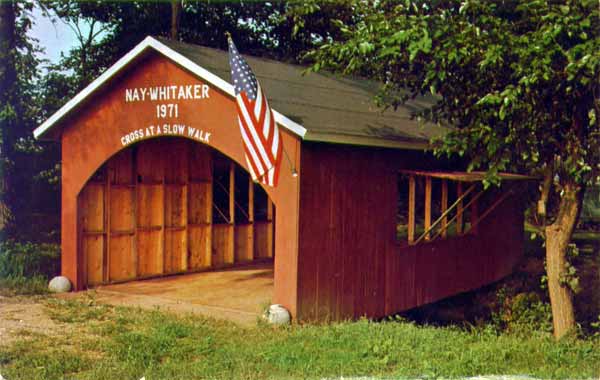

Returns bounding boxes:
[1,296,599,380]
[0,241,60,296]
[0,275,49,296]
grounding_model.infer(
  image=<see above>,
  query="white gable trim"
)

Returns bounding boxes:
[33,36,307,139]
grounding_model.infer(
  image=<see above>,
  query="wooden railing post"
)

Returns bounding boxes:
[456,182,463,235]
[248,177,255,261]
[408,175,416,244]
[424,176,432,241]
[441,179,448,238]
[227,162,235,264]
[470,193,478,234]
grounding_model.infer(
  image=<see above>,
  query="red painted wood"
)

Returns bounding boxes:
[56,50,524,323]
[297,143,524,321]
[58,52,302,317]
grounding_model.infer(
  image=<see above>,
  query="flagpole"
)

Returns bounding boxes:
[227,32,297,184]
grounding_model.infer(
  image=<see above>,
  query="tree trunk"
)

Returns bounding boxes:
[545,182,583,339]
[170,0,182,40]
[0,1,16,235]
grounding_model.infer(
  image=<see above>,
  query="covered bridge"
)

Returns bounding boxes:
[34,36,528,321]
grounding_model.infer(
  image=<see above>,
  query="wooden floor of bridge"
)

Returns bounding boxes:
[61,262,274,326]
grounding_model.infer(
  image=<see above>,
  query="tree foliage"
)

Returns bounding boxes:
[308,0,600,186]
[0,1,55,241]
[41,0,355,87]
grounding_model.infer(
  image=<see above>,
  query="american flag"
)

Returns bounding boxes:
[228,37,282,187]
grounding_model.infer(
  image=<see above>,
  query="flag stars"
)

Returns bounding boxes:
[229,40,261,100]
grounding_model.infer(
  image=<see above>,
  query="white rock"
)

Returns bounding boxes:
[266,304,290,325]
[48,276,72,293]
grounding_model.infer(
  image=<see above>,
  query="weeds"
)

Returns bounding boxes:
[0,241,60,296]
[0,275,49,296]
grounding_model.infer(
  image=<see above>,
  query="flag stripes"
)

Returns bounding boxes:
[228,37,283,187]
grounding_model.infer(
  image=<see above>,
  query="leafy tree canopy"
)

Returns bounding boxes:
[41,0,355,88]
[307,0,600,190]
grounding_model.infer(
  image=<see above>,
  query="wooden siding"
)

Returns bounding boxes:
[79,138,274,286]
[59,52,301,316]
[297,143,524,321]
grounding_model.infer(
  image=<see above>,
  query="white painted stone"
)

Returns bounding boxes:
[48,276,72,293]
[266,304,290,325]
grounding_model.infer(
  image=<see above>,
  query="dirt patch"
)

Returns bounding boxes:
[0,295,70,346]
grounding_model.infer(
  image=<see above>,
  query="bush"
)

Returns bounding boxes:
[0,241,60,279]
[492,288,553,336]
[0,241,60,295]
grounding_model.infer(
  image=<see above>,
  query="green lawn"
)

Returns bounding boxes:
[1,296,599,380]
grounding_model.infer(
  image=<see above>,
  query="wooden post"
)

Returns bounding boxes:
[132,149,139,278]
[227,162,235,264]
[456,182,463,235]
[408,175,416,244]
[441,179,448,238]
[229,162,235,224]
[77,194,86,287]
[104,167,111,282]
[206,152,213,268]
[248,178,255,260]
[161,159,166,275]
[424,176,432,241]
[183,147,189,271]
[248,180,254,222]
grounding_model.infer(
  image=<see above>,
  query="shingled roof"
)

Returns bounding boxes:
[35,36,449,150]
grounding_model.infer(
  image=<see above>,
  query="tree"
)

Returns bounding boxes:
[0,0,17,236]
[171,0,182,40]
[42,0,355,77]
[304,0,600,338]
[0,0,47,240]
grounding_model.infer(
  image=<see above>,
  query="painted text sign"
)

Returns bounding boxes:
[120,83,212,147]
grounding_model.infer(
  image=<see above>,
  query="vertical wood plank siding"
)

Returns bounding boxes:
[79,138,276,286]
[297,143,524,321]
[59,49,524,321]
[60,52,302,315]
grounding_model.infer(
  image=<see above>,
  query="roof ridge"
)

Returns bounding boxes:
[34,35,445,151]
[154,36,381,88]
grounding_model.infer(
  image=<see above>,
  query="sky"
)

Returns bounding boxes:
[28,5,89,65]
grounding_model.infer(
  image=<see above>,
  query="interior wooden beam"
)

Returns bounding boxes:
[441,179,448,238]
[161,159,166,275]
[229,162,235,224]
[408,175,416,244]
[206,154,213,268]
[248,180,254,223]
[248,177,255,260]
[183,144,190,271]
[104,166,111,282]
[424,176,432,241]
[132,148,138,279]
[456,182,463,235]
[227,161,235,264]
